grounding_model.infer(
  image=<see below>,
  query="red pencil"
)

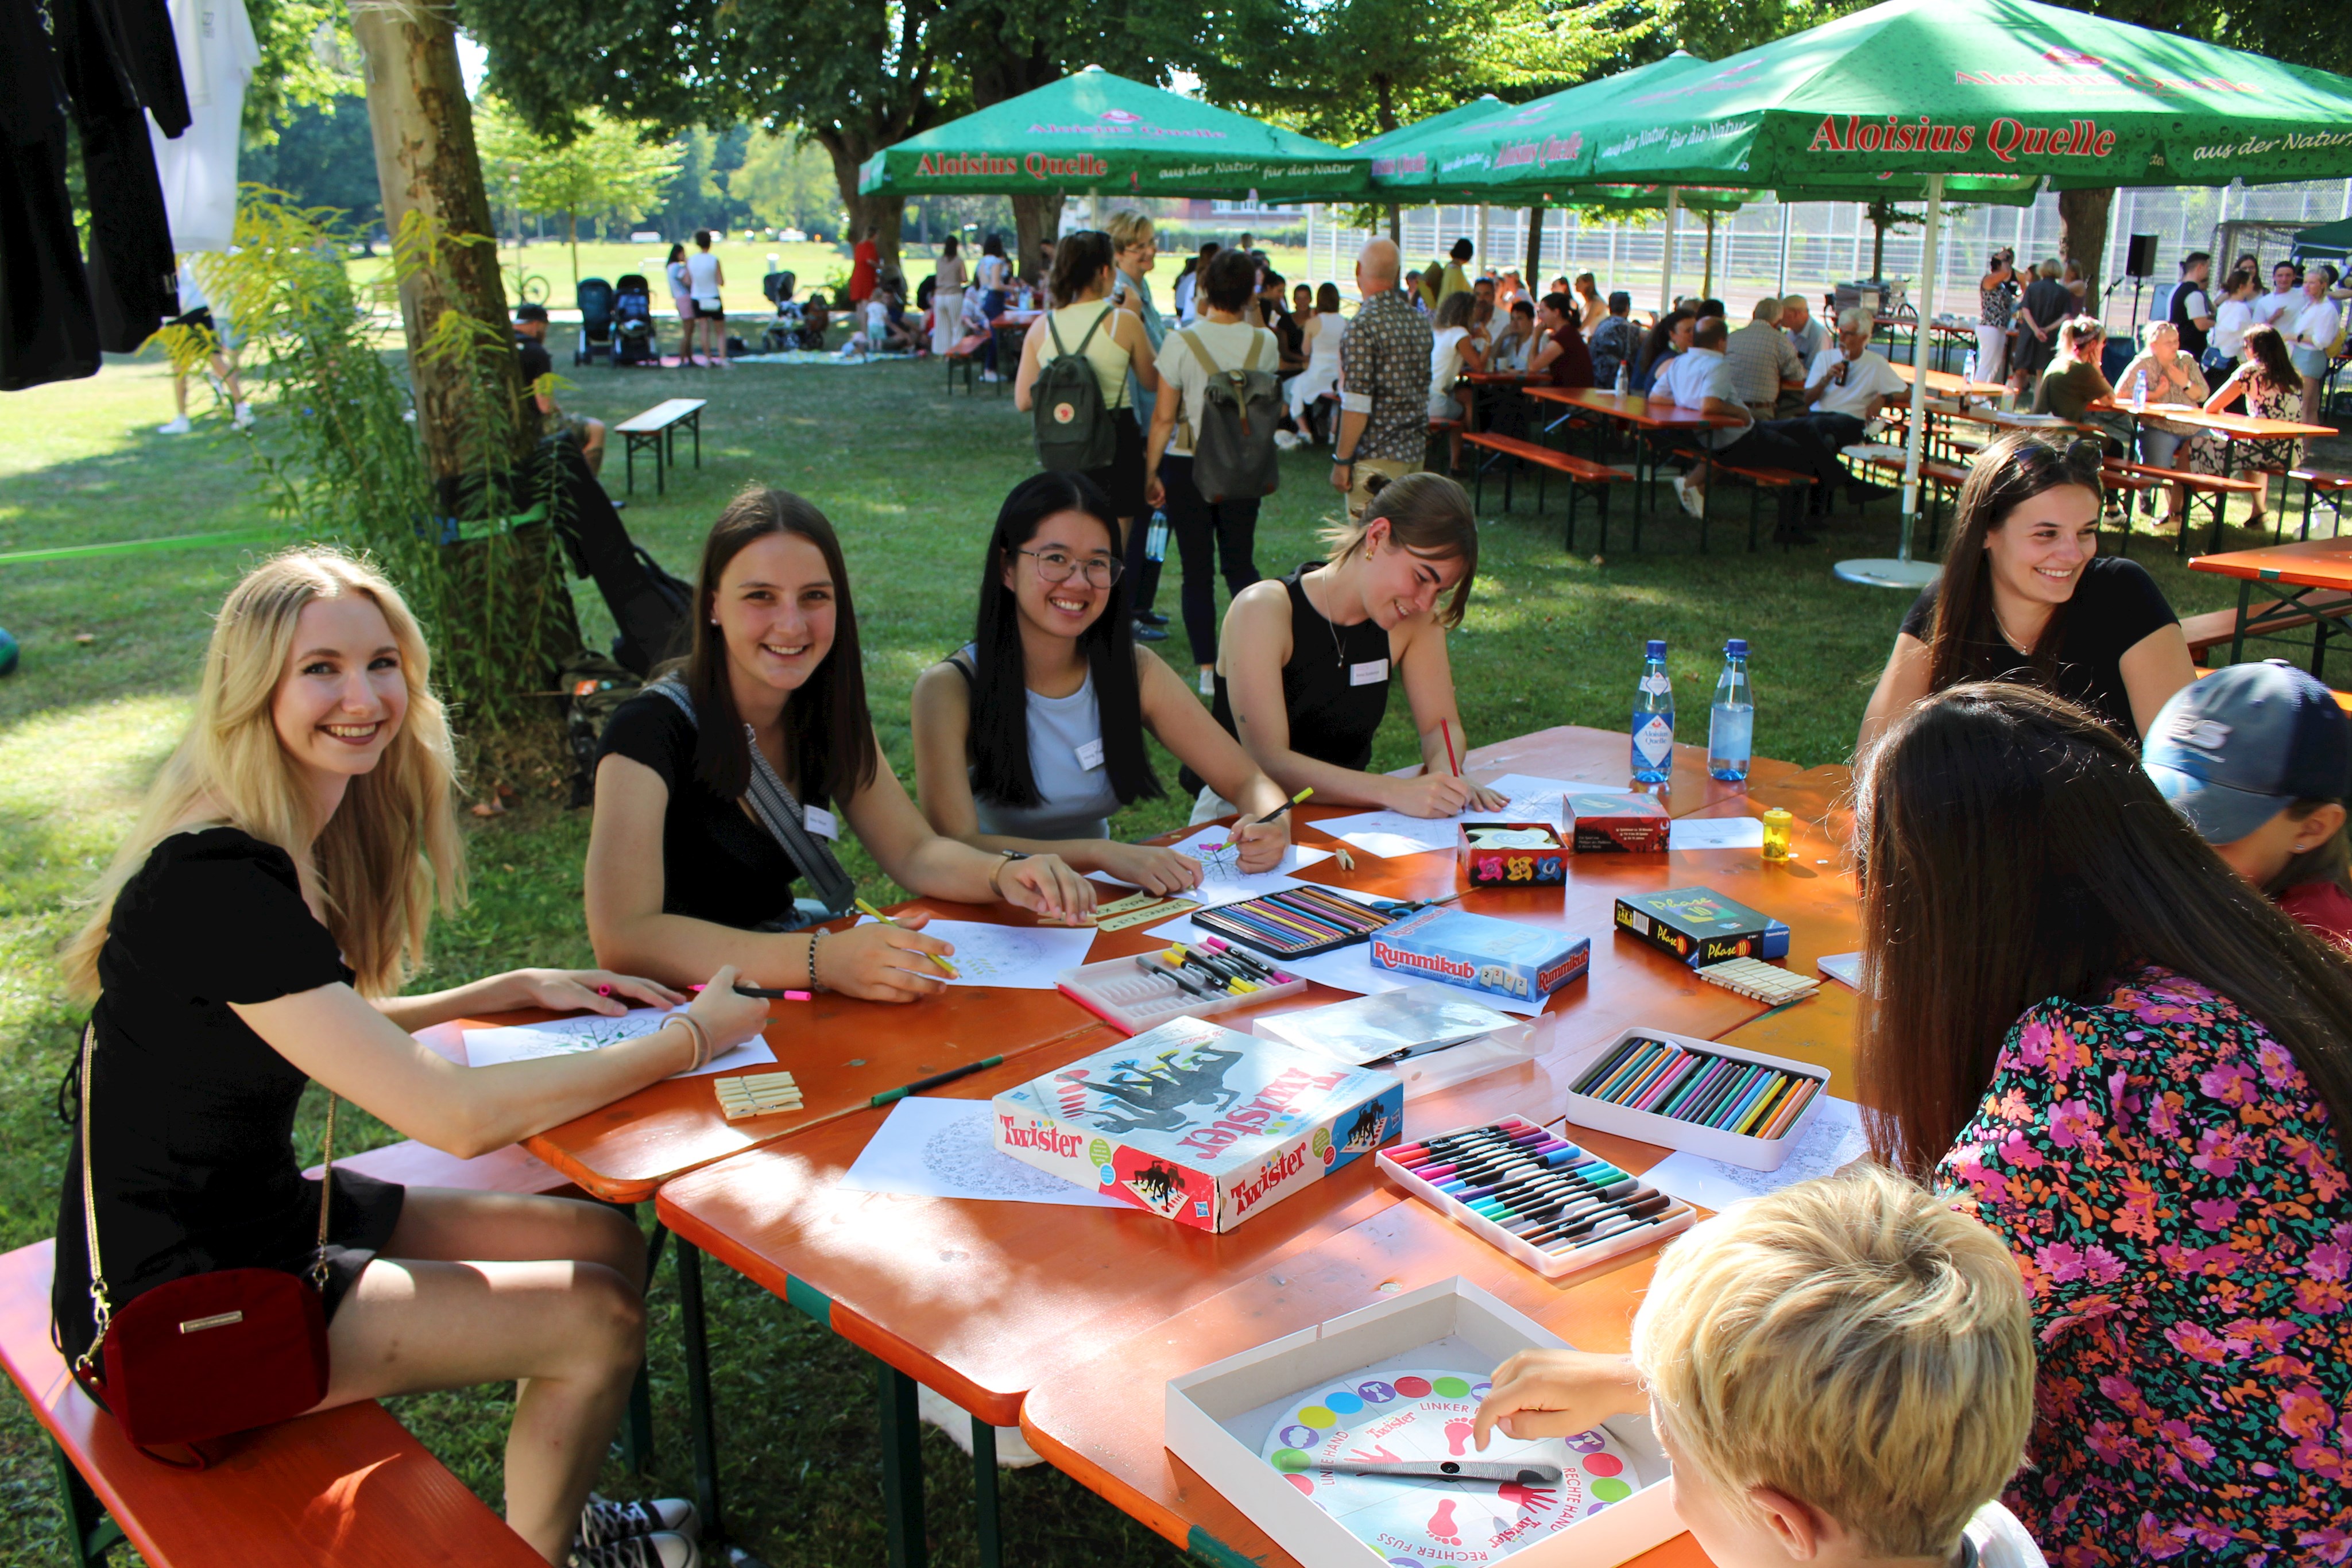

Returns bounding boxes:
[1441,719,1460,777]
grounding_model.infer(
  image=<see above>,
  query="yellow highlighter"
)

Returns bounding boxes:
[854,898,961,979]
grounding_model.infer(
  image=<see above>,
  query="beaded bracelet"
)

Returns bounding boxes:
[807,928,825,991]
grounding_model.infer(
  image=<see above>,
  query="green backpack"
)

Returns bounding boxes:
[1032,307,1120,473]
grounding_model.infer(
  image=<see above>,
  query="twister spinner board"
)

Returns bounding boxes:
[1258,1367,1642,1565]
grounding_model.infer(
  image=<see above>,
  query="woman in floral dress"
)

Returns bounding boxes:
[1855,681,2352,1566]
[2191,323,2307,533]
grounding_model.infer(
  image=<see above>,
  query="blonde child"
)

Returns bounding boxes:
[1474,1168,2044,1568]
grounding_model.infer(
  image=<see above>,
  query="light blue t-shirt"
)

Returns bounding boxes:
[966,649,1124,841]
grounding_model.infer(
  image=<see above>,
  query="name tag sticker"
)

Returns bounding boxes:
[802,806,840,840]
[1350,659,1390,687]
[1076,737,1106,771]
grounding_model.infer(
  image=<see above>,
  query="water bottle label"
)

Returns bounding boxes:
[1633,715,1673,766]
[1639,671,1671,696]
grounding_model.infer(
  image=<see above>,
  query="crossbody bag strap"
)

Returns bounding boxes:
[649,678,858,917]
[73,1017,336,1377]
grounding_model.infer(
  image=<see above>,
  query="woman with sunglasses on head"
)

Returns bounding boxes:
[55,549,771,1566]
[1194,471,1508,821]
[1855,680,2352,1563]
[1859,433,2195,753]
[912,474,1294,895]
[587,487,1094,1005]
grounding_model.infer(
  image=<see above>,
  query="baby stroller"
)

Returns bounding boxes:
[574,277,615,365]
[611,274,659,366]
[759,269,801,353]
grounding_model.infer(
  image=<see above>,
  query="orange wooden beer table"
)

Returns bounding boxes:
[647,732,1858,1566]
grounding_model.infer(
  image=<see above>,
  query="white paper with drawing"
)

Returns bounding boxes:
[1141,911,1547,1017]
[1641,1094,1869,1212]
[1312,773,1621,859]
[852,916,1098,988]
[1156,826,1333,907]
[837,1096,1125,1207]
[461,1007,776,1078]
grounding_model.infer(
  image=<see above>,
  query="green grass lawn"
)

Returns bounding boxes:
[0,340,2274,1565]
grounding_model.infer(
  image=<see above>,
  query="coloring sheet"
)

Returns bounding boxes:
[1639,1093,1867,1212]
[1313,775,1624,860]
[461,1006,776,1079]
[1667,816,1767,851]
[837,1096,1125,1207]
[1143,911,1547,1018]
[1160,826,1333,907]
[853,916,1100,989]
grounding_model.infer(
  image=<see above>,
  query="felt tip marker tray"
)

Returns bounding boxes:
[1377,1115,1696,1280]
[1056,954,1312,1036]
[1562,1027,1831,1172]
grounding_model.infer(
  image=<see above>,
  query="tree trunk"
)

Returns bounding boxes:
[1525,203,1546,286]
[2058,188,2115,288]
[1871,216,1887,282]
[350,0,529,486]
[1011,192,1056,285]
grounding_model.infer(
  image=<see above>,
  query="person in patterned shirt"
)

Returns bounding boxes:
[1856,680,2352,1566]
[1332,237,1433,520]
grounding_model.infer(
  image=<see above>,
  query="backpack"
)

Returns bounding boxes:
[1032,306,1120,473]
[560,650,641,808]
[544,443,694,675]
[1178,327,1282,502]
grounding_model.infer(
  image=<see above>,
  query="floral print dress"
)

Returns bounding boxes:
[1938,966,2352,1565]
[2189,369,2304,477]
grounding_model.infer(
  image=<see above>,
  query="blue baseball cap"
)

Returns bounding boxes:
[2144,661,2352,845]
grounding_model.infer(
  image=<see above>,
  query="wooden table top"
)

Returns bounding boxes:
[2088,398,2334,442]
[651,766,1859,1430]
[1889,363,2006,401]
[2189,534,2352,591]
[1523,386,1746,429]
[516,728,1811,1201]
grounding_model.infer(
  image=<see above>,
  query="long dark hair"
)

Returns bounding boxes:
[679,486,878,806]
[966,473,1158,810]
[2241,322,2299,398]
[1049,230,1114,309]
[1924,433,2106,698]
[1637,308,1690,376]
[1856,682,2352,1172]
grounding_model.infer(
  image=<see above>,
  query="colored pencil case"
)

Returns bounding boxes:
[1056,954,1311,1036]
[1188,885,1402,959]
[1377,1115,1696,1280]
[1562,1027,1830,1171]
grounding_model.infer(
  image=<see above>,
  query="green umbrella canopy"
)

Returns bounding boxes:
[2294,215,2352,257]
[857,67,1370,200]
[1360,54,1714,198]
[1574,0,2352,190]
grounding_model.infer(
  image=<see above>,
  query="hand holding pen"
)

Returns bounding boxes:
[1221,787,1310,873]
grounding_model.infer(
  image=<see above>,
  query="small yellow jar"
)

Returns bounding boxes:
[1760,807,1794,862]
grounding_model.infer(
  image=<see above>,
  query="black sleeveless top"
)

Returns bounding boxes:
[1185,564,1393,792]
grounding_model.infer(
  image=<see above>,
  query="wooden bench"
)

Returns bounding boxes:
[2182,593,2352,665]
[2102,459,2262,556]
[2291,469,2352,542]
[1700,460,1816,553]
[612,398,707,497]
[943,332,990,395]
[1842,443,1971,549]
[1461,432,1627,552]
[0,1241,543,1568]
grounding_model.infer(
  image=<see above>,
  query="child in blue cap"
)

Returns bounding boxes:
[2143,659,2352,943]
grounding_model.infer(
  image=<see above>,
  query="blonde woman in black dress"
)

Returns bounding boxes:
[55,549,768,1566]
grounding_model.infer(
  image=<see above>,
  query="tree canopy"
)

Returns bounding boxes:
[474,101,684,279]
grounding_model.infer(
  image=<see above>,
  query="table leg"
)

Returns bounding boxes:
[676,1238,728,1543]
[2230,579,2252,664]
[51,1440,125,1568]
[877,1360,929,1568]
[625,435,638,497]
[692,411,702,471]
[970,1416,1003,1568]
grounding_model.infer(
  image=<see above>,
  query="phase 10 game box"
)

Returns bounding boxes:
[991,1017,1404,1233]
[1614,885,1791,967]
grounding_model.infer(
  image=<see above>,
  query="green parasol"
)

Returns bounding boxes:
[1549,0,2352,586]
[857,67,1370,200]
[2293,216,2352,258]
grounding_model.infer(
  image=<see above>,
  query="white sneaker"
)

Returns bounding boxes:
[568,1531,697,1568]
[578,1493,699,1548]
[156,416,192,435]
[1672,476,1705,518]
[979,370,1001,382]
[1272,429,1302,451]
[231,402,255,429]
[1198,668,1214,696]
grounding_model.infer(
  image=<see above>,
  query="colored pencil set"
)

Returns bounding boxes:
[1570,1035,1822,1141]
[1380,1117,1684,1268]
[1192,885,1399,958]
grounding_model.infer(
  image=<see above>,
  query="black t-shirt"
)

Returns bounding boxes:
[595,690,808,930]
[1900,556,2177,740]
[514,331,553,385]
[53,828,406,1360]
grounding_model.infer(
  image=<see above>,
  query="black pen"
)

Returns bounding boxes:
[1139,954,1211,997]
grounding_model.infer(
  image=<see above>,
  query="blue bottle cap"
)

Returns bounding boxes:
[1724,638,1747,655]
[1645,639,1666,657]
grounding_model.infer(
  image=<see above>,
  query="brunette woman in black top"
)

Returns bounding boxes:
[586,487,1094,1002]
[1201,472,1508,819]
[55,550,770,1565]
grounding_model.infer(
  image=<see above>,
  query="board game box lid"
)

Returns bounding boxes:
[1618,884,1778,936]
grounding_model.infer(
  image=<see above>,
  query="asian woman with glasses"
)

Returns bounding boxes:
[1858,432,2195,753]
[911,473,1293,895]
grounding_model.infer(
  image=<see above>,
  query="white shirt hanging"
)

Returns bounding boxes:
[148,0,261,254]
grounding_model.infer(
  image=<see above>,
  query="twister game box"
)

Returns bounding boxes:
[990,1016,1404,1233]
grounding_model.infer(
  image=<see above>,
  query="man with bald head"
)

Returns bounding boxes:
[1333,237,1435,517]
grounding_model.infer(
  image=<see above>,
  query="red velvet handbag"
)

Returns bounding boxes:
[68,1022,335,1454]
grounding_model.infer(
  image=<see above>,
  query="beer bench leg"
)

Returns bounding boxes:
[970,1415,1004,1568]
[51,1442,125,1567]
[877,1360,928,1568]
[676,1238,728,1547]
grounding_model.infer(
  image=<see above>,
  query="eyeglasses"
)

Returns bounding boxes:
[1018,548,1123,587]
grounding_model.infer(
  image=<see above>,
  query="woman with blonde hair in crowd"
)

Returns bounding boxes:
[54,548,769,1566]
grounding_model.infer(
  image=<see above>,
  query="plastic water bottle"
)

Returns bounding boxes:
[1708,640,1754,783]
[2132,367,2148,407]
[1614,361,1631,396]
[1631,640,1674,784]
[1146,509,1169,563]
